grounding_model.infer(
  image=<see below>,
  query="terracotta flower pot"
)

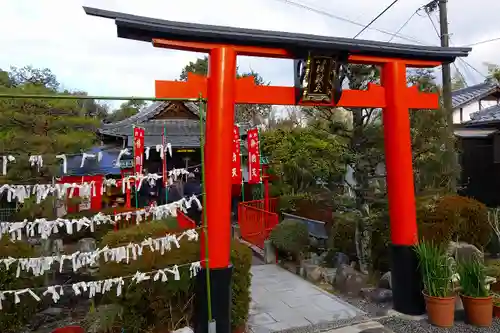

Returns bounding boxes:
[232,326,246,333]
[423,293,456,327]
[460,294,493,327]
[494,304,500,318]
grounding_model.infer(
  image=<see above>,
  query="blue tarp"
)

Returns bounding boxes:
[64,146,124,176]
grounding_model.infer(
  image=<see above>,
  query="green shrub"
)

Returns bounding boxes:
[327,195,490,274]
[97,222,252,332]
[370,213,391,272]
[277,193,315,214]
[329,212,357,259]
[269,219,309,259]
[230,241,252,331]
[0,239,43,333]
[417,195,490,249]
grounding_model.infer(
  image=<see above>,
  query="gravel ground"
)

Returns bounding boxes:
[379,316,500,333]
[335,294,393,318]
[331,293,500,332]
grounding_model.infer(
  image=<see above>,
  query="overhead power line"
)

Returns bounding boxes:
[465,36,500,47]
[354,0,401,38]
[387,9,419,43]
[272,0,426,44]
[423,10,487,84]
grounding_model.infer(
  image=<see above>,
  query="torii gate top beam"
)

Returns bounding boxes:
[84,6,470,65]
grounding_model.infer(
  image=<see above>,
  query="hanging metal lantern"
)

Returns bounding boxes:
[294,52,348,105]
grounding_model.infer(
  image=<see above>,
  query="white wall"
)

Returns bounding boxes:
[453,100,499,124]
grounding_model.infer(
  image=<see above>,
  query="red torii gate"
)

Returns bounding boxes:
[84,7,470,333]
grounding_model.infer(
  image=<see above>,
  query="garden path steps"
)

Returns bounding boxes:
[249,264,365,333]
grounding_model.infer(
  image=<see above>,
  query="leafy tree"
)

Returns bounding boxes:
[484,62,500,84]
[408,68,458,194]
[451,72,466,90]
[0,67,100,184]
[261,126,347,194]
[300,65,453,273]
[106,100,147,123]
[180,57,209,81]
[180,57,271,124]
[69,90,109,119]
[9,65,59,90]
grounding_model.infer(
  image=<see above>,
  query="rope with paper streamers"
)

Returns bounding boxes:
[0,195,202,241]
[0,260,203,311]
[0,168,191,204]
[0,143,174,175]
[0,228,200,277]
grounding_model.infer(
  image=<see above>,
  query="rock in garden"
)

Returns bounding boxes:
[369,288,393,303]
[447,241,484,263]
[360,287,376,298]
[378,271,392,289]
[332,252,350,268]
[321,268,336,285]
[308,266,325,283]
[334,264,369,295]
[77,238,97,253]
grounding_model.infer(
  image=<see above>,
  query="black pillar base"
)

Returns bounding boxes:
[194,265,233,333]
[391,244,425,315]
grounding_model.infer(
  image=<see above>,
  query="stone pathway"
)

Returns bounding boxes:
[249,265,364,333]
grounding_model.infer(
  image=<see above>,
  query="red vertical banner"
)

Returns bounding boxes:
[232,125,242,184]
[133,127,145,175]
[247,128,261,184]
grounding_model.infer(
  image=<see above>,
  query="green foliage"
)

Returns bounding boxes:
[0,66,101,183]
[484,62,500,84]
[457,258,489,298]
[82,304,124,333]
[414,240,454,297]
[97,222,252,332]
[276,192,315,214]
[106,100,147,123]
[269,219,309,258]
[417,195,490,248]
[0,238,43,333]
[261,126,347,193]
[230,241,253,330]
[329,212,357,259]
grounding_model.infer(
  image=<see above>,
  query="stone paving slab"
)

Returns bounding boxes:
[249,265,364,333]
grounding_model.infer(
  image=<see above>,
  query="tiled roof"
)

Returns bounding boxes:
[454,128,498,138]
[100,102,252,147]
[467,104,500,125]
[452,82,499,109]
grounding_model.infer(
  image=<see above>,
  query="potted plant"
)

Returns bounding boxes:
[414,240,456,327]
[493,294,500,318]
[457,257,493,327]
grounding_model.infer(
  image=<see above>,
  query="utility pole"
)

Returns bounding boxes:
[426,0,457,192]
[439,0,457,193]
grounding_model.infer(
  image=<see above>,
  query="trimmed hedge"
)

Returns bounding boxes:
[0,239,43,333]
[417,195,490,249]
[328,195,489,273]
[96,222,252,332]
[269,219,309,259]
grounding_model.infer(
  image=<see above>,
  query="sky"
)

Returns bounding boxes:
[0,0,499,110]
